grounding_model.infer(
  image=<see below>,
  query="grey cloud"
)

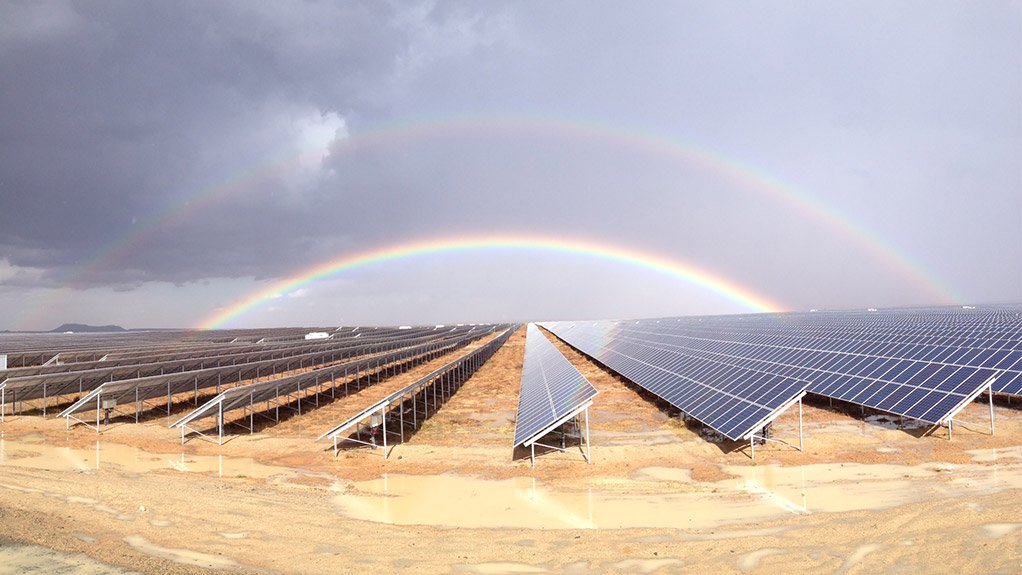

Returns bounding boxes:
[0,1,1018,329]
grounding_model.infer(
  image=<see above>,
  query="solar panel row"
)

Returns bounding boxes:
[544,306,1015,439]
[55,326,487,428]
[173,326,508,444]
[0,327,337,367]
[606,325,994,425]
[320,326,518,457]
[513,324,598,454]
[541,322,806,441]
[3,327,463,417]
[632,308,1022,395]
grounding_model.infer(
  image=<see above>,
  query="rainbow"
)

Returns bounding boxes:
[196,234,786,329]
[16,114,958,330]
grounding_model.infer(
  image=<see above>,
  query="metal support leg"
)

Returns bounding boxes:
[585,407,592,464]
[989,384,995,435]
[798,397,804,451]
[382,405,388,459]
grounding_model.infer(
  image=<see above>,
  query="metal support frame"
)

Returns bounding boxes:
[944,378,997,441]
[523,402,594,469]
[323,331,511,459]
[748,396,805,460]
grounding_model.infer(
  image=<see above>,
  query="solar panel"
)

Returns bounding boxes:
[546,305,1013,435]
[542,321,806,442]
[513,324,598,465]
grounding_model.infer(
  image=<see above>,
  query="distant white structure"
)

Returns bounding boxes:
[305,332,330,340]
[0,354,6,371]
[398,326,413,330]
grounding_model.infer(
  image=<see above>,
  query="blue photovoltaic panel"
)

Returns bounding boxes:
[513,324,599,448]
[546,305,1015,427]
[542,321,808,441]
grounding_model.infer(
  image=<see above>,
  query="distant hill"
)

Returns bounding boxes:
[50,323,127,333]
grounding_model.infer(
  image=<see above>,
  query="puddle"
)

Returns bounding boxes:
[124,535,237,569]
[864,415,928,430]
[334,458,1022,530]
[0,436,291,479]
[0,544,138,574]
[332,473,784,529]
[723,463,940,514]
[218,532,248,540]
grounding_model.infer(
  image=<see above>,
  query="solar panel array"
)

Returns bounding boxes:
[3,327,457,415]
[544,305,1018,435]
[542,322,807,441]
[172,327,507,442]
[320,326,517,456]
[0,327,337,368]
[513,324,599,448]
[58,326,488,424]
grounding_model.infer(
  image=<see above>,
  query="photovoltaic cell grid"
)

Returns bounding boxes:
[171,327,505,440]
[540,322,806,441]
[623,306,1021,397]
[3,327,458,409]
[513,324,598,448]
[56,326,485,420]
[546,305,1014,429]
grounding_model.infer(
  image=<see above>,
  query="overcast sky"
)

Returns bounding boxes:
[1,1,1019,330]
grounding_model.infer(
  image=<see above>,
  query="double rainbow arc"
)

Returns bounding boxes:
[197,235,786,329]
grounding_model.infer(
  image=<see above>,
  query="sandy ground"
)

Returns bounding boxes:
[1,326,1021,574]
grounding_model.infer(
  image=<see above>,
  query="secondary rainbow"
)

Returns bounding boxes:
[69,115,957,302]
[197,235,786,329]
[16,114,958,330]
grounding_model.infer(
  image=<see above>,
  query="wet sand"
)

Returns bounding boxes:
[1,328,1021,573]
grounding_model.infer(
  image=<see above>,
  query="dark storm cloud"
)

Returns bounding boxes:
[0,1,1018,329]
[1,0,505,286]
